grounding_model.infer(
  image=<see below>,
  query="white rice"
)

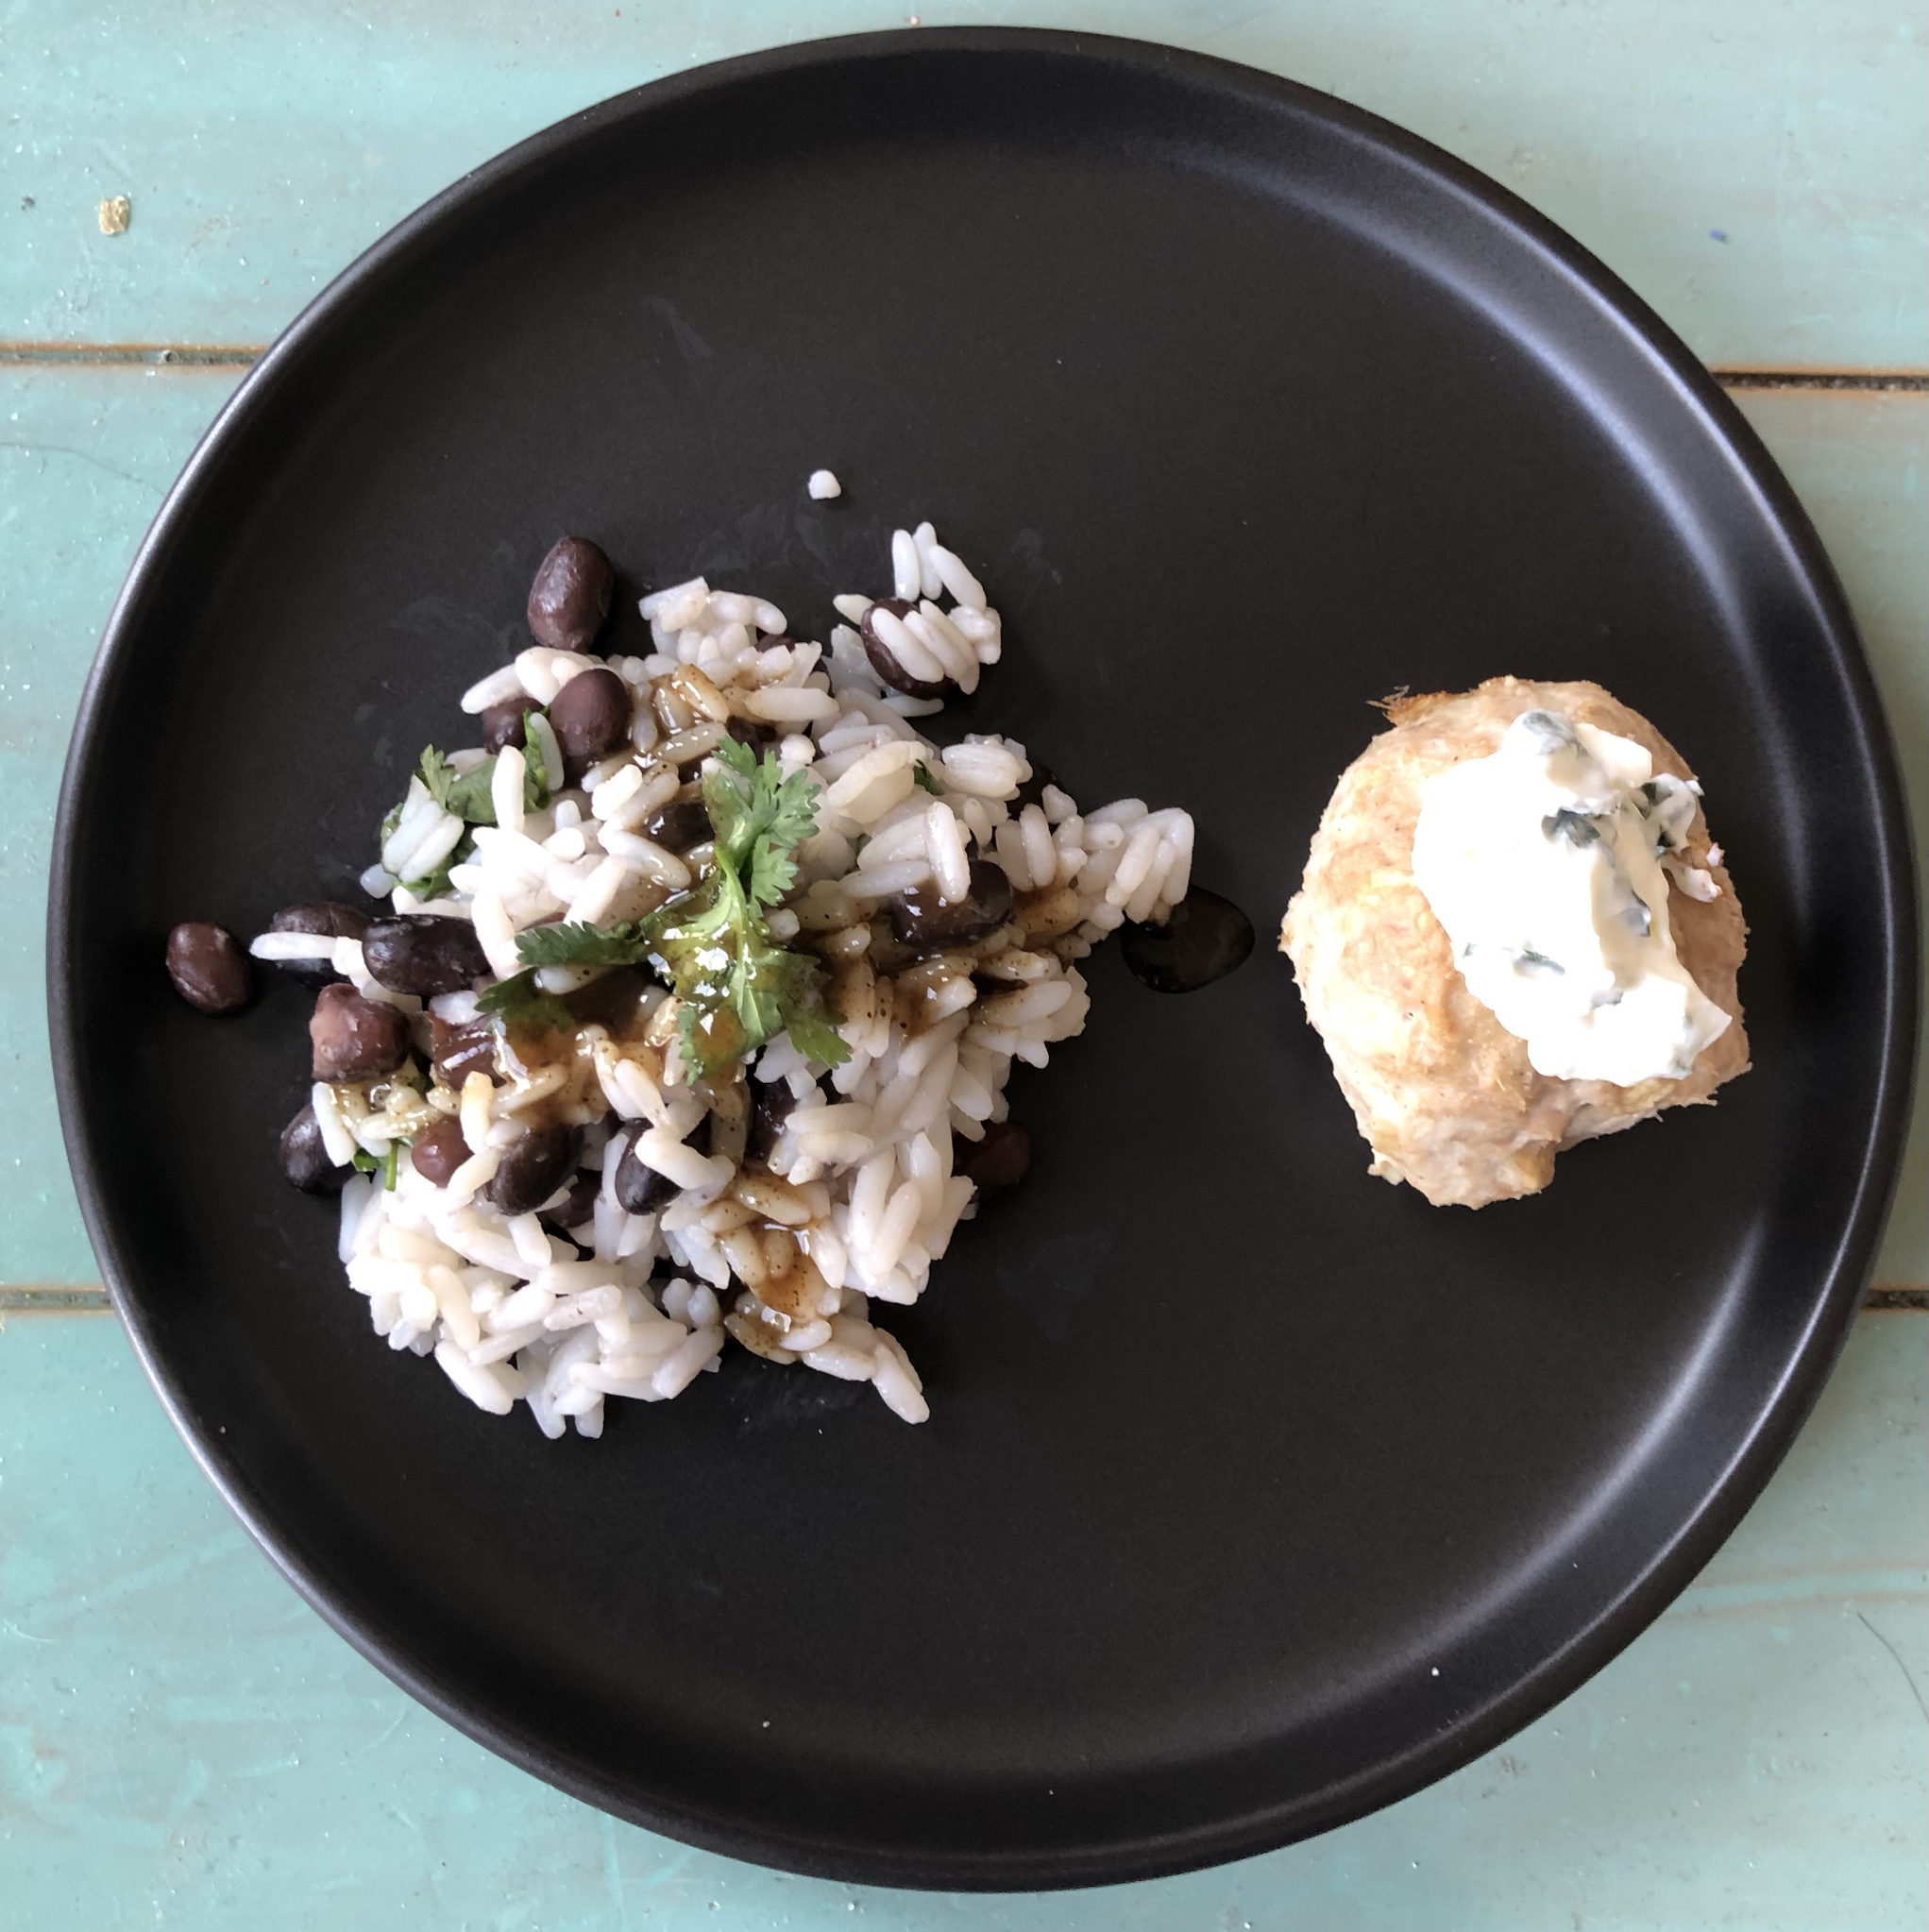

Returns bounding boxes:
[297,516,1193,1433]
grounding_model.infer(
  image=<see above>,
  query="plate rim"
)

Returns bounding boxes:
[45,25,1921,1890]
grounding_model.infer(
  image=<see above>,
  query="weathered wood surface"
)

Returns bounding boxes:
[3,2,1923,371]
[1,1310,1921,1929]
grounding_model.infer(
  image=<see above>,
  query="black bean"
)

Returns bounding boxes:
[280,1103,347,1193]
[1011,759,1058,813]
[613,1113,710,1213]
[264,900,368,984]
[540,1171,601,1235]
[431,1014,499,1088]
[723,715,773,754]
[746,1081,799,1164]
[480,701,529,754]
[272,900,367,941]
[860,597,949,699]
[409,1117,471,1187]
[886,857,1014,948]
[165,921,251,1014]
[484,1123,582,1215]
[638,798,713,854]
[364,915,491,998]
[310,982,412,1081]
[527,536,615,652]
[547,667,632,784]
[957,1120,1032,1195]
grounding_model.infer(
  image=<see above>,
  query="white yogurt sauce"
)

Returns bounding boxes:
[1410,709,1730,1086]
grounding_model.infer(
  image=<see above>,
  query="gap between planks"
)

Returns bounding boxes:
[0,342,263,366]
[0,343,1926,391]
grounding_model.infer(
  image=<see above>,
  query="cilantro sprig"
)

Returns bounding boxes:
[479,739,848,1080]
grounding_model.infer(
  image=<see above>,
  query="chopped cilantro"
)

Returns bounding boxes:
[380,738,551,865]
[381,1140,400,1190]
[524,713,565,795]
[911,761,943,796]
[417,741,549,824]
[350,1147,379,1174]
[400,828,475,902]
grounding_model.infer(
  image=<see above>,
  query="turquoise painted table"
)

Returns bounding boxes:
[3,7,1924,1925]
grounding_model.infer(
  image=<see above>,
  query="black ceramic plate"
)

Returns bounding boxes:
[51,30,1915,1890]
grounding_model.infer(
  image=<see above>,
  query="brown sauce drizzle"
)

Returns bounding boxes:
[1120,889,1254,993]
[486,967,669,1132]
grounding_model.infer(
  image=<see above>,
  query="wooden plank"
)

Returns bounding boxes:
[1732,389,1929,1284]
[0,1307,1920,1928]
[1,1,1923,371]
[4,370,1922,1291]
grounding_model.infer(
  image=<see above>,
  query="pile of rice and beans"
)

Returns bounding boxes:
[164,518,1195,1431]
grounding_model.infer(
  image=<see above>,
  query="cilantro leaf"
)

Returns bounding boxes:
[767,951,847,1068]
[400,829,475,903]
[415,747,458,810]
[911,761,943,796]
[512,921,653,970]
[415,746,502,821]
[446,766,500,822]
[750,776,819,907]
[524,712,564,796]
[476,970,577,1032]
[748,828,801,909]
[392,741,549,855]
[702,737,762,863]
[785,1006,849,1070]
[677,995,750,1081]
[702,738,821,906]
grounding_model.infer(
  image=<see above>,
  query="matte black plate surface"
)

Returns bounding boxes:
[50,31,1916,1890]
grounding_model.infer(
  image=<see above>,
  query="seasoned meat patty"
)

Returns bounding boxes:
[1280,677,1749,1208]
